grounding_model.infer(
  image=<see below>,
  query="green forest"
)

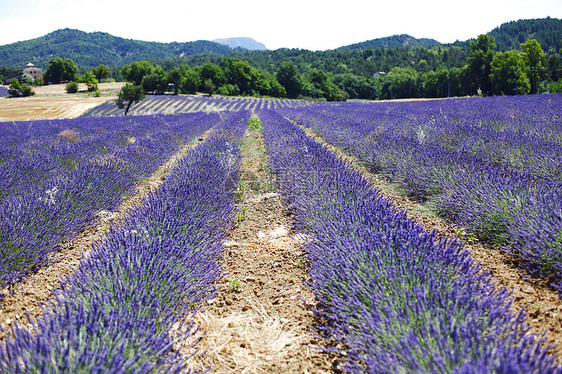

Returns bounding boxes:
[2,18,562,100]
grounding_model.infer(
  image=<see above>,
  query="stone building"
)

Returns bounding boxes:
[3,63,42,85]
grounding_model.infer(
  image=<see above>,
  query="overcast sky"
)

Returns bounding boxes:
[0,0,561,50]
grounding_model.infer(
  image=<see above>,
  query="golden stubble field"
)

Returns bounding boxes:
[0,82,124,122]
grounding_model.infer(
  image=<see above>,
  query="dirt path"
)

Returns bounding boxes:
[185,123,336,373]
[299,125,562,361]
[0,130,212,340]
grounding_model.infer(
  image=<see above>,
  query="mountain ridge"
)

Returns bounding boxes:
[0,18,560,69]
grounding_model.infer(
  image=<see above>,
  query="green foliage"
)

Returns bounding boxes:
[466,34,497,96]
[91,64,110,81]
[65,81,79,93]
[490,50,530,95]
[488,17,562,52]
[236,206,247,223]
[141,66,167,94]
[247,118,262,131]
[115,83,145,115]
[228,279,241,292]
[121,60,154,86]
[0,67,20,83]
[217,83,237,96]
[305,69,344,101]
[8,79,22,96]
[8,79,34,97]
[20,73,34,85]
[340,34,441,50]
[81,72,98,92]
[521,39,547,94]
[333,73,378,99]
[202,79,217,96]
[179,69,201,94]
[44,57,78,83]
[197,62,226,87]
[0,28,236,68]
[276,61,302,98]
[548,79,562,93]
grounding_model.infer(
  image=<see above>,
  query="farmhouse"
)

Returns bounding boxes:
[3,63,42,85]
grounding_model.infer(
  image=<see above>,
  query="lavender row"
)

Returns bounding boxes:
[0,113,218,290]
[279,95,562,181]
[0,114,214,201]
[279,96,562,288]
[82,94,303,117]
[259,109,559,373]
[0,111,249,372]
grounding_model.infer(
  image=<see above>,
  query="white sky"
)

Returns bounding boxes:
[0,0,561,51]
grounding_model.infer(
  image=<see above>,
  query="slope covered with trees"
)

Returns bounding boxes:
[2,18,562,100]
[488,17,562,52]
[0,29,238,69]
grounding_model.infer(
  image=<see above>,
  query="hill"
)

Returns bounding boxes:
[0,29,237,69]
[213,37,267,50]
[0,18,560,72]
[487,17,562,52]
[339,34,441,50]
[339,18,562,52]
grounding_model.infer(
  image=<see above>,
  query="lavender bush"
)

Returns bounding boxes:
[278,94,562,288]
[0,113,217,289]
[0,111,249,372]
[260,109,560,373]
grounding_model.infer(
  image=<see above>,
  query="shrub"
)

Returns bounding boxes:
[65,81,79,93]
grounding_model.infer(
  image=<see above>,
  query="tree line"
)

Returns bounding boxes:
[115,35,562,101]
[4,34,562,101]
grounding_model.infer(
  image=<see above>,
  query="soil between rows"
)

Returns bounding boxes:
[185,125,336,373]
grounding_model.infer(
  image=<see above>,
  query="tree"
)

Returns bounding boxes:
[81,72,98,92]
[307,69,342,101]
[91,65,110,82]
[466,34,497,96]
[179,68,201,94]
[277,61,302,98]
[121,61,154,86]
[20,73,34,86]
[220,57,257,95]
[333,74,378,99]
[198,62,226,88]
[141,66,167,94]
[8,79,34,97]
[490,50,530,95]
[168,66,188,94]
[521,39,547,94]
[44,57,78,83]
[201,79,217,96]
[8,79,22,97]
[115,83,145,115]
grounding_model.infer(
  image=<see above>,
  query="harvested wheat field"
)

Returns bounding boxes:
[0,82,124,121]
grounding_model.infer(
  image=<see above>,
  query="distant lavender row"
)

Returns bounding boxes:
[0,86,8,97]
[0,112,218,289]
[1,116,176,201]
[0,111,249,372]
[260,109,559,373]
[279,95,562,288]
[81,95,298,117]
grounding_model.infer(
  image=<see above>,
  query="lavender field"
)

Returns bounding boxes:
[1,94,562,372]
